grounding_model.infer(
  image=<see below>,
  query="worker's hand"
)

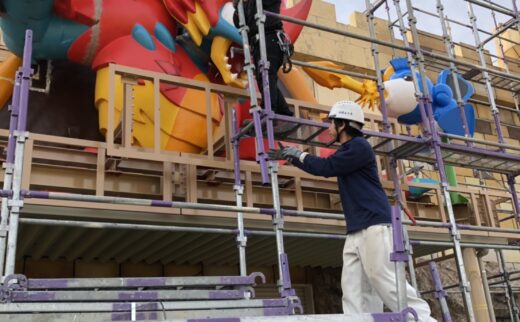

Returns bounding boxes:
[268,147,284,160]
[281,146,303,161]
[268,143,303,162]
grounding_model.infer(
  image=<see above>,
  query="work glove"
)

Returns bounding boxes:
[268,143,303,163]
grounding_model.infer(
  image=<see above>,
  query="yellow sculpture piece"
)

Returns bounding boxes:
[302,61,383,111]
[95,67,221,153]
[0,54,22,110]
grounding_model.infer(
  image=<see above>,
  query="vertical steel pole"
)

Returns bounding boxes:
[0,72,22,276]
[254,0,276,150]
[429,261,452,322]
[236,0,270,184]
[466,2,505,145]
[436,0,471,140]
[254,0,293,297]
[5,30,33,276]
[497,249,520,322]
[232,110,247,276]
[477,252,497,322]
[365,0,414,310]
[508,175,520,228]
[384,1,398,59]
[399,1,476,320]
[391,0,431,138]
[490,8,520,230]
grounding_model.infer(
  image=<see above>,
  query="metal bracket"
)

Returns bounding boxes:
[236,235,248,247]
[7,200,24,208]
[372,307,418,322]
[287,296,303,314]
[272,217,284,229]
[2,274,28,291]
[254,13,266,24]
[258,60,271,70]
[13,131,29,141]
[249,107,262,114]
[269,162,279,173]
[460,282,471,294]
[233,185,244,194]
[2,164,14,173]
[279,253,294,297]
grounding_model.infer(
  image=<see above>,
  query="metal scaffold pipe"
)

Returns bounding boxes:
[497,250,520,321]
[467,1,506,146]
[410,6,520,48]
[436,0,471,140]
[235,0,270,185]
[20,218,520,250]
[232,109,247,276]
[264,11,520,84]
[4,30,34,277]
[465,0,518,17]
[365,0,416,308]
[397,0,476,319]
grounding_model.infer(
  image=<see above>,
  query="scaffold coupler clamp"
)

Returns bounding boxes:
[390,204,409,263]
[373,307,418,322]
[279,253,296,298]
[14,130,29,142]
[460,281,471,294]
[273,213,284,229]
[429,262,447,300]
[233,228,249,248]
[2,162,13,174]
[0,274,27,303]
[288,296,304,314]
[7,199,24,210]
[233,185,244,195]
[269,159,279,172]
[0,224,7,238]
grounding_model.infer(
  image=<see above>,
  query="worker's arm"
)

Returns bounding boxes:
[269,140,372,177]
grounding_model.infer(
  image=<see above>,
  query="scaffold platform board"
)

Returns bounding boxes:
[244,115,520,175]
[0,273,303,321]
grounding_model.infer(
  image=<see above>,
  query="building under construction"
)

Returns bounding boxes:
[0,0,519,321]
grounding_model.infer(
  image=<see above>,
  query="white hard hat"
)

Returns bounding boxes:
[328,100,365,127]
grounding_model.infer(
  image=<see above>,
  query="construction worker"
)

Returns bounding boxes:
[233,0,294,116]
[268,100,436,322]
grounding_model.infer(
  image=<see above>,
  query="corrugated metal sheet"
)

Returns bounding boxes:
[17,222,344,268]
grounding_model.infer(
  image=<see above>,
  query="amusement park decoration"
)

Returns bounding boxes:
[0,0,312,153]
[303,57,476,202]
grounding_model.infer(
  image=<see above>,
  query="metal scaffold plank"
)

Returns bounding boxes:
[0,298,292,313]
[19,273,265,290]
[7,289,253,302]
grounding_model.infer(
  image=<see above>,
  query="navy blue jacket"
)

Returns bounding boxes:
[292,137,391,233]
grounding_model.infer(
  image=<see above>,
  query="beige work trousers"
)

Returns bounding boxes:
[342,225,437,322]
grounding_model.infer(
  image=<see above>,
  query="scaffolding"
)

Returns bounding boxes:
[0,0,518,321]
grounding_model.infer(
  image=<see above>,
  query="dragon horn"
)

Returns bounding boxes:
[281,0,312,43]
